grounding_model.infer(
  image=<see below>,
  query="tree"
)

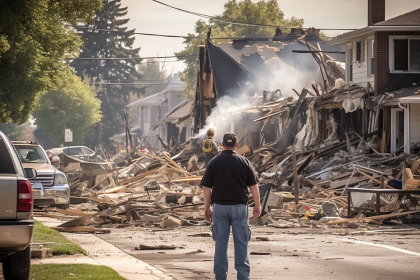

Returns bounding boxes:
[32,72,102,147]
[0,122,31,141]
[71,0,144,147]
[175,0,304,97]
[0,0,102,123]
[137,58,172,97]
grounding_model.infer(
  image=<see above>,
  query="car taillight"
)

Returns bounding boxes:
[18,180,33,212]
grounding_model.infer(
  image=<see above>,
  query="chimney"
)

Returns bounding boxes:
[368,0,385,26]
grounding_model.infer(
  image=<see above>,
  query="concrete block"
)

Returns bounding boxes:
[31,248,52,259]
[141,214,160,223]
[265,193,283,212]
[162,215,181,228]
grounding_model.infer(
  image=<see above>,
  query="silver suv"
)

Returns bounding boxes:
[12,141,70,210]
[0,131,34,280]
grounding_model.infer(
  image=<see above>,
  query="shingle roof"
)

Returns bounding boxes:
[375,8,420,26]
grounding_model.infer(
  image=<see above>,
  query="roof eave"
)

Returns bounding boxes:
[370,25,420,31]
[329,27,374,45]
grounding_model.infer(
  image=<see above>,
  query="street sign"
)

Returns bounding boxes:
[65,129,73,142]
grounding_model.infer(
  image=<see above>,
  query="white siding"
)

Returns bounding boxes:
[350,38,375,88]
[411,103,420,145]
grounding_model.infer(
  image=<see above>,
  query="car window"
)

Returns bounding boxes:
[81,147,93,154]
[16,146,48,163]
[0,136,16,174]
[69,147,82,155]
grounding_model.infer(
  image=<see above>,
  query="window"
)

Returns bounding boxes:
[356,41,363,61]
[368,38,375,75]
[391,37,420,72]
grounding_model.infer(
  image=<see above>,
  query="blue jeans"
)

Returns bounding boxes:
[212,203,250,280]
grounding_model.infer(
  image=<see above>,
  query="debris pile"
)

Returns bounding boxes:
[34,83,420,234]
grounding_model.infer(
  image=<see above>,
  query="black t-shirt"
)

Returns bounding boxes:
[200,150,258,205]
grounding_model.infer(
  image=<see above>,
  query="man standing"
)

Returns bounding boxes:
[201,132,261,280]
[201,128,219,168]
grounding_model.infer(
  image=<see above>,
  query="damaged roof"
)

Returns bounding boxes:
[150,98,194,131]
[208,35,344,96]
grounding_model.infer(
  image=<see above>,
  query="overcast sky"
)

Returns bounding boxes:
[122,0,420,74]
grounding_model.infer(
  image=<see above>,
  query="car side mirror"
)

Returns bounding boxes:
[51,156,60,165]
[24,168,37,179]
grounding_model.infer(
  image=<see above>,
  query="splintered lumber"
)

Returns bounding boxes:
[326,210,420,225]
[253,108,286,122]
[170,177,202,183]
[163,152,185,171]
[50,226,110,234]
[58,214,94,227]
[135,244,176,250]
[236,145,251,155]
[98,186,125,194]
[56,209,92,217]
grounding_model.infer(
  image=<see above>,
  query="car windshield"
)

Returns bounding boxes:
[63,147,93,156]
[15,146,48,163]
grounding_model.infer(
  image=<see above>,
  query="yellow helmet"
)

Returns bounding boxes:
[207,128,215,136]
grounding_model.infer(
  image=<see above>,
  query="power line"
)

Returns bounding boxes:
[151,0,357,31]
[74,26,339,40]
[75,26,205,39]
[90,82,166,85]
[67,55,198,60]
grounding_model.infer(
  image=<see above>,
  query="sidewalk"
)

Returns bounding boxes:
[33,217,174,280]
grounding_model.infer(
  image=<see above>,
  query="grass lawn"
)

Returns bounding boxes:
[33,221,86,255]
[30,264,126,280]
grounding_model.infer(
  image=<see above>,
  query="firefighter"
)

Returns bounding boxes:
[201,128,219,168]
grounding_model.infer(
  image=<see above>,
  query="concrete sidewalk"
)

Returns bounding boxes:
[34,217,174,280]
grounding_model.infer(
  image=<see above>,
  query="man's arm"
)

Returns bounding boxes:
[249,184,261,219]
[203,186,213,222]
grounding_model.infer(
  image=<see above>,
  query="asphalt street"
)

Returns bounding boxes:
[100,226,420,280]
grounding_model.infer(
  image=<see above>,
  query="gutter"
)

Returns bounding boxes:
[329,25,420,45]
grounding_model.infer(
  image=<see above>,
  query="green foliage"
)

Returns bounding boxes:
[31,264,126,279]
[72,0,144,147]
[0,0,102,123]
[176,0,304,97]
[138,58,172,97]
[0,122,31,140]
[32,221,87,255]
[33,72,102,147]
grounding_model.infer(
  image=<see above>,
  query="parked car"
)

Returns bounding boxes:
[0,131,34,280]
[47,145,104,162]
[12,141,70,210]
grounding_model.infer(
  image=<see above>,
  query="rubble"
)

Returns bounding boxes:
[34,81,420,237]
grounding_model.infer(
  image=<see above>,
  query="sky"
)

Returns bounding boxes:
[122,0,420,74]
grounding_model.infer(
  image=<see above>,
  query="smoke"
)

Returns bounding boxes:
[196,94,255,144]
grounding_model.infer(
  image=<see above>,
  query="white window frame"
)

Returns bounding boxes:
[355,40,364,62]
[389,35,420,73]
[390,106,410,153]
[367,37,375,77]
[346,43,353,82]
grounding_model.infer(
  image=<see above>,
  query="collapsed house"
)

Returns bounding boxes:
[193,27,345,148]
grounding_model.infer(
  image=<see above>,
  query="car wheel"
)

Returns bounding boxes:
[2,245,31,280]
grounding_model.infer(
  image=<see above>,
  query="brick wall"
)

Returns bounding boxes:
[374,31,420,95]
[368,0,385,25]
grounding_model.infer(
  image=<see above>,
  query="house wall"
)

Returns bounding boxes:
[347,38,375,88]
[374,31,420,95]
[410,103,420,145]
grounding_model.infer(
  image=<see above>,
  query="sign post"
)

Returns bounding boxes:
[64,129,73,154]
